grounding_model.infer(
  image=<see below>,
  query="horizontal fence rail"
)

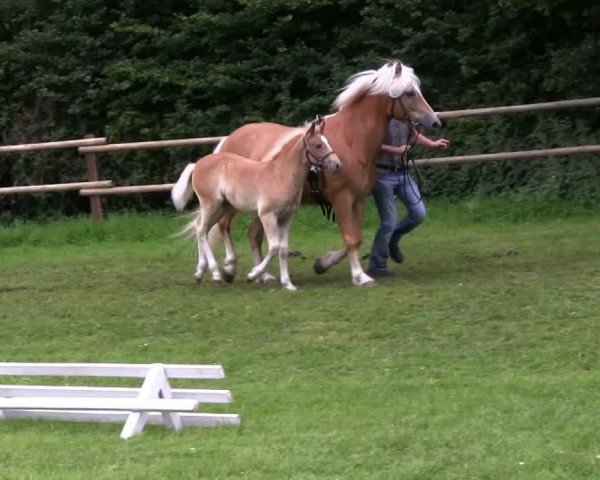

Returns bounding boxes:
[80,183,174,196]
[0,180,113,195]
[0,137,106,154]
[78,136,226,154]
[415,144,600,167]
[437,97,600,120]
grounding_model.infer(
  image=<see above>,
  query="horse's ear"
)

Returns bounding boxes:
[315,115,325,133]
[389,60,404,98]
[394,60,403,76]
[308,121,316,136]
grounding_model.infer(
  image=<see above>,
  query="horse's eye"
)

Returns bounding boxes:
[316,143,324,149]
[404,90,416,98]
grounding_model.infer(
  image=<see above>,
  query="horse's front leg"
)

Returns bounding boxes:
[347,198,375,286]
[248,216,278,284]
[218,212,237,283]
[314,193,374,287]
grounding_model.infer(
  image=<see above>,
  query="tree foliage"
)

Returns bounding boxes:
[1,0,598,217]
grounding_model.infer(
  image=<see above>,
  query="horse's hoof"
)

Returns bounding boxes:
[352,274,376,287]
[222,271,235,283]
[259,273,278,284]
[283,283,298,291]
[210,270,224,283]
[247,270,260,282]
[195,276,203,284]
[313,258,326,274]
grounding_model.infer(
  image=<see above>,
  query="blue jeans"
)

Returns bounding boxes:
[368,169,426,272]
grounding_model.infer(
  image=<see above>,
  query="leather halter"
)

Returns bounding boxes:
[387,95,422,134]
[387,95,410,122]
[302,137,336,171]
[303,119,336,221]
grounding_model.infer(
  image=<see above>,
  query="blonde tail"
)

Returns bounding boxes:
[171,163,196,211]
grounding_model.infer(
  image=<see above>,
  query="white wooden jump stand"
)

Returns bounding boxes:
[0,362,240,439]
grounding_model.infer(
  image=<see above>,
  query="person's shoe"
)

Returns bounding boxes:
[366,268,395,278]
[389,243,405,264]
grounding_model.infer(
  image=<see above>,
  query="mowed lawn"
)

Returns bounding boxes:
[0,199,599,479]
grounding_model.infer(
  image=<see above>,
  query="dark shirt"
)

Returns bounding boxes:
[378,119,410,167]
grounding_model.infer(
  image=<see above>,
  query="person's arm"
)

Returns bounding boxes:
[381,143,410,156]
[413,133,450,150]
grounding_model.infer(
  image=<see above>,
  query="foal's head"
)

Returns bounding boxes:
[303,119,342,174]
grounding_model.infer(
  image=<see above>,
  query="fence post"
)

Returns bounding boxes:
[84,134,104,220]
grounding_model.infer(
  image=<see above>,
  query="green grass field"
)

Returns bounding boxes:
[0,199,599,479]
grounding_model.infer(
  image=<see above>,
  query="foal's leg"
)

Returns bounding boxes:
[194,212,208,282]
[314,193,374,286]
[247,212,280,282]
[248,216,278,284]
[196,202,225,283]
[277,215,296,291]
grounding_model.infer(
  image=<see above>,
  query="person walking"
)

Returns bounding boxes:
[367,119,450,277]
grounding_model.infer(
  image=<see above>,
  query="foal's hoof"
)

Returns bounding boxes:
[313,258,326,275]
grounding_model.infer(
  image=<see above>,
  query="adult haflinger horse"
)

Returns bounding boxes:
[172,119,341,290]
[180,60,442,286]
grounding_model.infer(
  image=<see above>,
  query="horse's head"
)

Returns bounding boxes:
[388,60,441,131]
[333,60,442,132]
[304,120,342,174]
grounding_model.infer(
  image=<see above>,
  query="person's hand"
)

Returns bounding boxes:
[433,139,450,149]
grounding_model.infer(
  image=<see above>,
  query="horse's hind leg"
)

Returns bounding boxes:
[197,202,226,283]
[313,193,349,274]
[314,193,374,287]
[248,216,278,284]
[314,248,347,274]
[247,212,279,282]
[218,212,237,283]
[194,212,208,283]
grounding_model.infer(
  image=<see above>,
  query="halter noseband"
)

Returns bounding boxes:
[388,95,423,136]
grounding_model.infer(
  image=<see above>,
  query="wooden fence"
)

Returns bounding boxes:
[1,97,599,219]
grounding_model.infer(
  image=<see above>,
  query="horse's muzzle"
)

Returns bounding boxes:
[417,112,443,132]
[326,157,342,174]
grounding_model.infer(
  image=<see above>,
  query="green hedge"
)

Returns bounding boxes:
[1,0,599,218]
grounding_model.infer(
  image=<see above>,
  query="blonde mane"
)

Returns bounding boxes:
[263,127,304,162]
[333,61,422,111]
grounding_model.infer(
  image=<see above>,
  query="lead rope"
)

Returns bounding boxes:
[394,125,425,206]
[307,168,335,221]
